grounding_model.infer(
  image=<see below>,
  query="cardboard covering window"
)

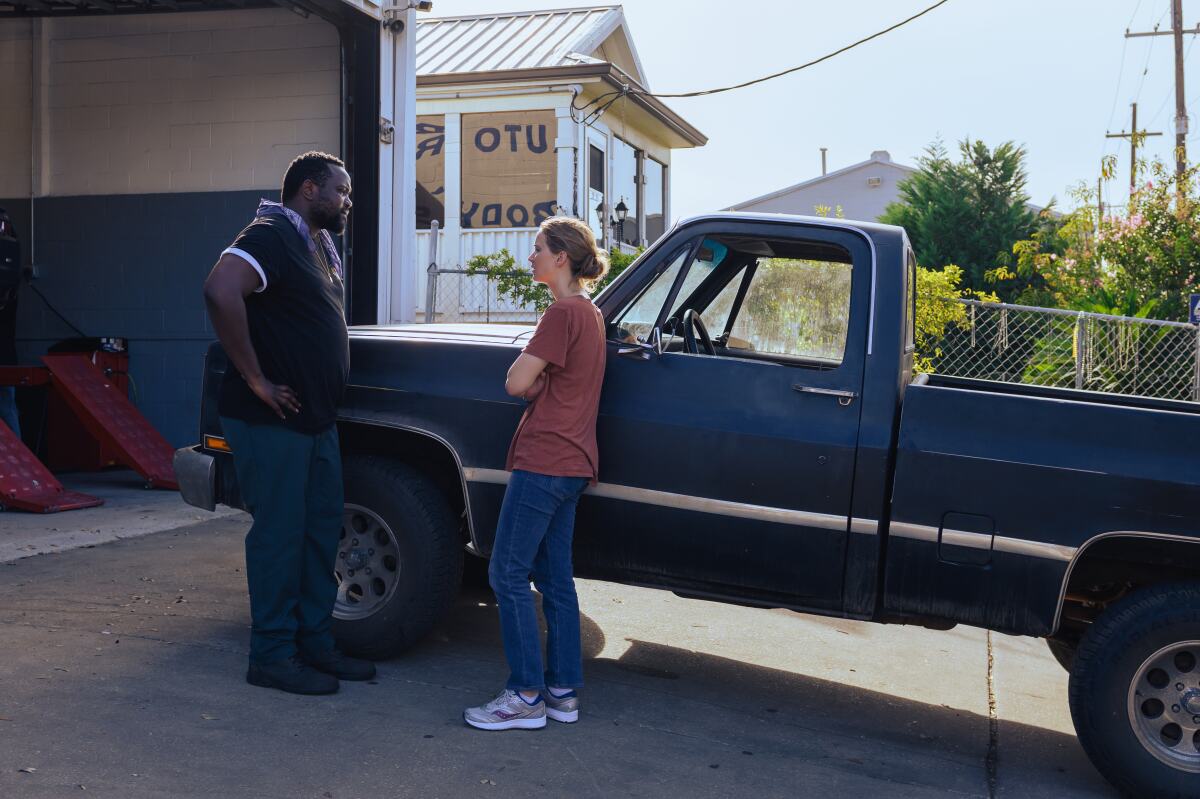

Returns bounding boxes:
[461,111,556,229]
[416,115,446,228]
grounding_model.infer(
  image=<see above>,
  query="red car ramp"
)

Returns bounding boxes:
[0,418,103,513]
[42,354,179,490]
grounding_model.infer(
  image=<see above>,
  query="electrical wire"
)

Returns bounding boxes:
[633,0,953,99]
[1102,0,1145,160]
[569,0,953,128]
[1131,7,1171,107]
[1151,34,1198,126]
[27,283,87,338]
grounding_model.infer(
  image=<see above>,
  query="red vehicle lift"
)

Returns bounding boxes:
[0,367,104,513]
[0,352,179,512]
[42,354,178,490]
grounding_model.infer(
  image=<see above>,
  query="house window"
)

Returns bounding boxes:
[588,143,605,243]
[644,157,666,245]
[415,115,445,228]
[611,137,639,247]
[461,110,556,228]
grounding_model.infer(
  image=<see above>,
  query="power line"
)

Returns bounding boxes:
[569,0,953,127]
[633,0,953,100]
[1127,1,1193,181]
[1105,0,1146,140]
[1130,9,1169,106]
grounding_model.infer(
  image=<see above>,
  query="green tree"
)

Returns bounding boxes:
[913,264,998,373]
[1098,160,1200,320]
[881,139,1044,299]
[1009,158,1200,320]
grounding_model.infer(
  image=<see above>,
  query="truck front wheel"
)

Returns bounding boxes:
[1069,582,1200,798]
[1046,636,1078,672]
[331,456,463,659]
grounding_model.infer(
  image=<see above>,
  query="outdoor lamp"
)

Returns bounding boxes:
[615,199,628,223]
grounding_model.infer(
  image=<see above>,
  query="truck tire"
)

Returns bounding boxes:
[331,456,463,659]
[1068,582,1200,798]
[1046,637,1076,672]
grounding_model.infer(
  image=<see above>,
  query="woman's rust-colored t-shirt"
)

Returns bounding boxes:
[506,295,607,482]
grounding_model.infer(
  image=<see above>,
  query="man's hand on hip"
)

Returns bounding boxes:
[249,376,301,420]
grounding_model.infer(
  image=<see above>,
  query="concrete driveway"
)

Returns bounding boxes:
[0,477,1116,798]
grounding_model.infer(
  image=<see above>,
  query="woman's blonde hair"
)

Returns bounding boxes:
[539,216,610,290]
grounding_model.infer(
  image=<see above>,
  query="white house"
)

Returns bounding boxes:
[728,148,1055,224]
[411,5,706,321]
[728,150,913,223]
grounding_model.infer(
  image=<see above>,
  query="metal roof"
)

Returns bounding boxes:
[416,5,635,78]
[0,0,380,21]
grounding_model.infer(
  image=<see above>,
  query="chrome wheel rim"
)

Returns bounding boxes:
[1126,640,1200,773]
[333,503,401,621]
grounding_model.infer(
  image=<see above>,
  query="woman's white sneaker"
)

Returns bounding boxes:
[543,689,579,723]
[464,689,547,730]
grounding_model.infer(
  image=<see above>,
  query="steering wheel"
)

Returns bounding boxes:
[681,308,716,355]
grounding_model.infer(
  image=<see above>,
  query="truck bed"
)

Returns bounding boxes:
[883,375,1200,636]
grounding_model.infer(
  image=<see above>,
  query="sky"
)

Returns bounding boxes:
[428,0,1198,221]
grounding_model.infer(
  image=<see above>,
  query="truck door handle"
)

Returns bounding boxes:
[792,385,858,406]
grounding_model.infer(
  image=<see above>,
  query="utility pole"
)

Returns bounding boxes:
[1174,0,1188,179]
[1125,2,1196,184]
[1106,102,1163,194]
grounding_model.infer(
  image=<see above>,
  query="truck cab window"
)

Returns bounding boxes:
[668,235,854,366]
[611,246,692,344]
[727,256,852,363]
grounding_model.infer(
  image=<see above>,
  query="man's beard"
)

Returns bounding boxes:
[314,202,348,234]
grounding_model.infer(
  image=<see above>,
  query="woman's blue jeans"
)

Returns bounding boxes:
[488,469,589,692]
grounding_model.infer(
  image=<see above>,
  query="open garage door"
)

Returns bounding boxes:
[0,0,416,448]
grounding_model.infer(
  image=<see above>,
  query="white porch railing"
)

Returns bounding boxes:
[415,227,540,322]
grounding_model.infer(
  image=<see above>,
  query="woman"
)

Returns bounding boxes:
[464,217,609,731]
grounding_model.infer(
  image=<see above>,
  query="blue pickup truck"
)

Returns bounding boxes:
[176,213,1200,797]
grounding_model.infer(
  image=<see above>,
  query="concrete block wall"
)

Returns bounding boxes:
[0,9,342,448]
[44,10,340,196]
[11,191,265,447]
[0,20,33,199]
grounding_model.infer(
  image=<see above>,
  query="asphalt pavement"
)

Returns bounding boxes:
[0,474,1117,799]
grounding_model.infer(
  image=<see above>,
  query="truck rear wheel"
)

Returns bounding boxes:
[1068,582,1200,798]
[331,456,462,659]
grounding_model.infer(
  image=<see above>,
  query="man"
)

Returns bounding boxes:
[203,151,374,695]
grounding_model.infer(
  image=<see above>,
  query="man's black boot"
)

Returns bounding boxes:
[301,650,377,681]
[246,655,339,695]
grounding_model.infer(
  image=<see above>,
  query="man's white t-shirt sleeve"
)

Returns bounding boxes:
[222,247,268,293]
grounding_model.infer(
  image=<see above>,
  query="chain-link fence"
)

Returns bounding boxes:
[422,267,541,324]
[930,299,1200,402]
